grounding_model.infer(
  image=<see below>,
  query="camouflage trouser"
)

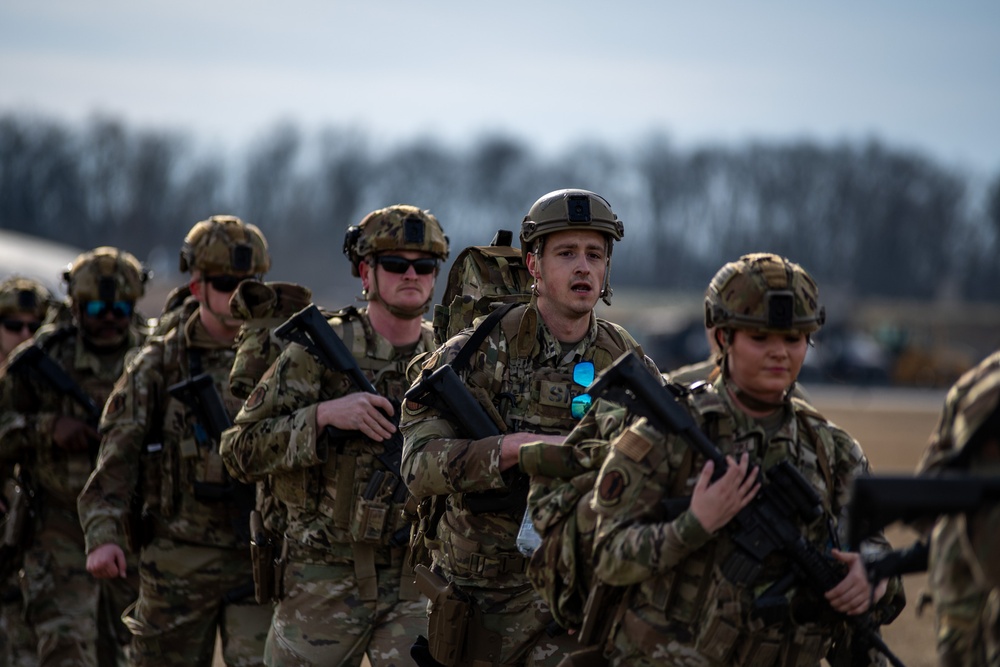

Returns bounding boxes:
[451,582,579,667]
[123,537,272,667]
[19,511,136,667]
[264,560,425,667]
[1,572,37,667]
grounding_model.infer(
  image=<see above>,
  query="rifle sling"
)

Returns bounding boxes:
[449,302,518,374]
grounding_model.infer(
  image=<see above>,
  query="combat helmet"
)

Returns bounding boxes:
[0,276,51,320]
[63,247,149,304]
[520,188,624,304]
[342,204,449,277]
[179,215,271,276]
[705,253,825,334]
[921,351,1000,472]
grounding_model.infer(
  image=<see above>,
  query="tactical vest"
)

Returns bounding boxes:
[623,382,845,666]
[268,308,435,552]
[142,302,247,547]
[29,325,132,507]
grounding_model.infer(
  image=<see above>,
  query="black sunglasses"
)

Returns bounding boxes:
[374,256,439,275]
[203,274,246,293]
[84,300,134,319]
[1,318,42,334]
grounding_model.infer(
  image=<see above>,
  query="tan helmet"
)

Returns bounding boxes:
[519,189,624,261]
[0,276,51,319]
[922,352,1000,471]
[704,253,825,334]
[521,189,624,305]
[343,204,449,277]
[179,215,271,276]
[63,247,149,303]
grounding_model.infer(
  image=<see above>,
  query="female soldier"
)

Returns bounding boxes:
[589,253,903,666]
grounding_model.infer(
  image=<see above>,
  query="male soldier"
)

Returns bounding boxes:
[221,204,450,666]
[400,189,660,667]
[0,249,148,666]
[0,276,51,667]
[77,216,273,667]
[917,350,1000,666]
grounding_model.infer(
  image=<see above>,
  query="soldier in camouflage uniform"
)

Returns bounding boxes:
[0,249,149,666]
[400,189,660,667]
[220,204,450,666]
[0,276,52,667]
[77,216,273,667]
[589,253,903,667]
[917,350,1000,666]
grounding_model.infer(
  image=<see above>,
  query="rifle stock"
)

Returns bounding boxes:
[846,474,1000,549]
[168,372,233,443]
[8,344,102,423]
[588,351,907,667]
[275,304,403,473]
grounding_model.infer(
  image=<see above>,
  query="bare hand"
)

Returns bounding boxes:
[826,549,878,615]
[316,393,396,442]
[52,416,100,452]
[689,454,759,533]
[87,543,128,579]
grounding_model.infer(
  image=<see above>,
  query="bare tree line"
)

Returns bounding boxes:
[2,112,998,306]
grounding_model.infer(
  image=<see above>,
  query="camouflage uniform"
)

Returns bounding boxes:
[918,350,1000,666]
[0,277,51,667]
[588,253,901,667]
[401,189,659,667]
[76,216,273,667]
[220,204,449,667]
[0,249,148,667]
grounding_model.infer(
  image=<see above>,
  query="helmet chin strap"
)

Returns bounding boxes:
[365,270,428,320]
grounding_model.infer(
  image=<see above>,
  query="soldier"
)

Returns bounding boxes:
[400,189,660,667]
[588,252,903,666]
[917,350,1000,666]
[77,216,273,667]
[0,249,149,666]
[0,276,51,667]
[220,204,450,666]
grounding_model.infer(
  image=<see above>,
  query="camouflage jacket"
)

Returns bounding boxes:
[220,307,435,564]
[399,299,659,589]
[77,298,247,552]
[920,350,1000,666]
[590,375,900,665]
[0,322,144,510]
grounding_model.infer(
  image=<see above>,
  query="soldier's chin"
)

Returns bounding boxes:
[88,328,129,349]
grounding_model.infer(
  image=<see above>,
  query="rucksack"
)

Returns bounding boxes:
[431,229,532,347]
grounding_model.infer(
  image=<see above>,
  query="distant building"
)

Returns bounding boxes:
[0,229,82,296]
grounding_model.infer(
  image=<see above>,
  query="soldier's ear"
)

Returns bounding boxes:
[526,252,539,280]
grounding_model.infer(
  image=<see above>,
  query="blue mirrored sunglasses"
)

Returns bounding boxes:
[571,361,595,419]
[84,300,133,319]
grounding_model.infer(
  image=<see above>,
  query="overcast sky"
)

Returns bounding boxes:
[2,1,998,175]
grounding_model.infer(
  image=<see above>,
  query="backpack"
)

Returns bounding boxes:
[431,229,532,346]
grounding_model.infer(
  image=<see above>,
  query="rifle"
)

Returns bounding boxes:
[275,304,402,476]
[846,474,1000,549]
[1,464,36,579]
[405,364,528,515]
[167,372,254,544]
[588,351,907,667]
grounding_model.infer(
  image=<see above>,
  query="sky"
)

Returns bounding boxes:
[1,1,999,175]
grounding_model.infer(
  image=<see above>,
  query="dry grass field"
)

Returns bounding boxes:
[213,386,949,667]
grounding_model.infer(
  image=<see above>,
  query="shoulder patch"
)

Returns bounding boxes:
[596,468,629,507]
[244,384,267,412]
[614,427,653,462]
[105,392,126,419]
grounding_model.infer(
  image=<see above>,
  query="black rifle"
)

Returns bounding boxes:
[7,344,103,460]
[847,474,1000,549]
[275,304,403,476]
[588,351,907,667]
[168,372,254,544]
[405,364,529,515]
